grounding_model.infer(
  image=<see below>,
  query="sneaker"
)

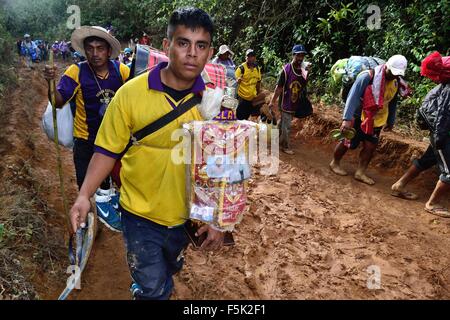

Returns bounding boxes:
[130,282,143,299]
[282,148,295,155]
[96,188,120,214]
[95,191,122,233]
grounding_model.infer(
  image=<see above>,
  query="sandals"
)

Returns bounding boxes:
[391,190,418,200]
[330,128,356,141]
[425,206,450,218]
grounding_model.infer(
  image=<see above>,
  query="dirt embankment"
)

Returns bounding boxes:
[2,62,450,300]
[0,62,72,300]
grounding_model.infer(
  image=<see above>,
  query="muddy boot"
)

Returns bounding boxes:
[329,160,348,176]
[354,170,375,185]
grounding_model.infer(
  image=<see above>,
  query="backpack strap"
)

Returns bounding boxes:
[131,95,201,144]
[239,64,245,76]
[111,60,124,84]
[114,94,202,159]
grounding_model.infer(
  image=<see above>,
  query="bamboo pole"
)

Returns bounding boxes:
[48,51,70,231]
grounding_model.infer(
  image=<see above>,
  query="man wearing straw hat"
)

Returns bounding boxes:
[43,26,130,231]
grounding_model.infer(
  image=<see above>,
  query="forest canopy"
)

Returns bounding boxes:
[1,0,449,124]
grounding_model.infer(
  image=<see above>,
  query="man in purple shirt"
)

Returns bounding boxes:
[44,27,128,187]
[59,40,69,61]
[43,27,129,232]
[268,44,308,155]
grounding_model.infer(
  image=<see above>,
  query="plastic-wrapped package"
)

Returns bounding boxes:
[198,86,224,120]
[184,120,258,231]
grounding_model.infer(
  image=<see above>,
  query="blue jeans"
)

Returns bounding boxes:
[120,208,189,300]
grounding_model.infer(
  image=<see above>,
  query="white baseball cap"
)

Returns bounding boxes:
[386,55,408,76]
[246,49,256,57]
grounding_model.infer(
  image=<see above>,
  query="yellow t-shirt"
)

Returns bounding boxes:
[362,78,398,127]
[235,62,262,100]
[94,63,204,226]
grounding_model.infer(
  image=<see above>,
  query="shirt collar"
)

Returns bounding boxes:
[148,61,206,94]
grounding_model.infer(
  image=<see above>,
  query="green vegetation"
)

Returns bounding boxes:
[0,10,16,99]
[1,0,450,124]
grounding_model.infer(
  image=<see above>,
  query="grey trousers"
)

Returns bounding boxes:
[279,111,294,149]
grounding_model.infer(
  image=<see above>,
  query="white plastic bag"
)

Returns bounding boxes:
[198,86,223,120]
[42,101,74,148]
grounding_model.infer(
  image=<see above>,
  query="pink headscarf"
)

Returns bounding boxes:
[421,51,450,83]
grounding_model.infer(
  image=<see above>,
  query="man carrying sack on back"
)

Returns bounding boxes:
[329,55,407,185]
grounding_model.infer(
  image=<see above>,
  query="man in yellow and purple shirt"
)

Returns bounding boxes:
[69,8,225,300]
[43,26,129,190]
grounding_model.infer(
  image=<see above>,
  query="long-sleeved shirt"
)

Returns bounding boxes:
[343,72,398,127]
[212,57,236,80]
[434,83,450,142]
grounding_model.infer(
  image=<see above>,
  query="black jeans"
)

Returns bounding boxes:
[73,138,109,190]
[413,144,437,171]
[236,98,261,120]
[430,135,450,184]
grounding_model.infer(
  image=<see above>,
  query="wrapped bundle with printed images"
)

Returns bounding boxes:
[183,120,258,232]
[132,45,273,231]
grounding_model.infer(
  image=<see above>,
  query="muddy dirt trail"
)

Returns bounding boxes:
[6,63,450,300]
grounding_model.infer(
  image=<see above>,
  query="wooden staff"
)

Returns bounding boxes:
[48,51,70,229]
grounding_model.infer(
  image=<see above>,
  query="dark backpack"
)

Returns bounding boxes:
[416,84,444,132]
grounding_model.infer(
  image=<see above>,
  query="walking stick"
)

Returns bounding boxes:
[49,53,97,300]
[48,51,70,229]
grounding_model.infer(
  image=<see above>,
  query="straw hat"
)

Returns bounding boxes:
[71,26,121,59]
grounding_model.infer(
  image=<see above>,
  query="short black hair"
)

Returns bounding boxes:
[167,7,214,42]
[83,36,110,49]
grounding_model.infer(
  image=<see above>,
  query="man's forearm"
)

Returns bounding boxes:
[270,86,283,105]
[386,98,398,127]
[343,73,371,120]
[256,82,261,94]
[47,84,65,108]
[79,152,117,198]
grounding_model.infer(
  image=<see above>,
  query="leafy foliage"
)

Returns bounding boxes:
[0,9,16,98]
[1,0,450,127]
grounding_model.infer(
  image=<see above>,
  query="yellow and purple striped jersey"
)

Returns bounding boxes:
[56,60,130,143]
